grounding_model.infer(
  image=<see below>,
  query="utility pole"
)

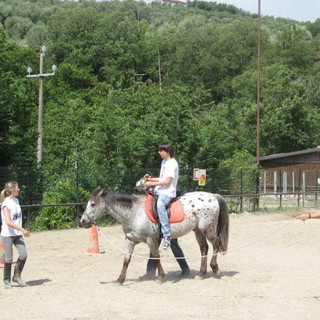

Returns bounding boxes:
[256,0,261,166]
[255,0,262,209]
[27,45,57,165]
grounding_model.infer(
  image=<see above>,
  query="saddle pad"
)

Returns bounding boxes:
[145,193,184,223]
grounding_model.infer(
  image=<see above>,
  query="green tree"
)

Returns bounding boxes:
[0,32,38,166]
[25,22,48,46]
[5,16,34,39]
[270,24,315,71]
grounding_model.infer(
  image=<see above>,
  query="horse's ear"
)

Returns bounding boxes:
[98,188,107,197]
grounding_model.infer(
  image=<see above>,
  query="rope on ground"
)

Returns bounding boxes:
[97,217,297,261]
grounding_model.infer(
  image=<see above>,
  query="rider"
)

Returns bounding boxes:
[143,141,179,250]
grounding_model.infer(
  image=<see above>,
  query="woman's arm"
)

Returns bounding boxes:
[3,207,30,237]
[297,212,320,221]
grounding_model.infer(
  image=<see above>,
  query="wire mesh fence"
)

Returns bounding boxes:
[1,165,319,231]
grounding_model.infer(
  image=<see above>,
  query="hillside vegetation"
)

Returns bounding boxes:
[1,0,320,179]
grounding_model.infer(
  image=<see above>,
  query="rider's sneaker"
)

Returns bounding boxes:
[180,269,190,277]
[162,237,171,250]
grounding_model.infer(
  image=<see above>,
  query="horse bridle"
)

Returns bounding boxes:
[83,211,97,226]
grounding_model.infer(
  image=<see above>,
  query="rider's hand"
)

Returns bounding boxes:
[143,181,153,187]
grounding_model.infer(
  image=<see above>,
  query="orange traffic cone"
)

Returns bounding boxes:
[0,239,5,268]
[86,225,101,255]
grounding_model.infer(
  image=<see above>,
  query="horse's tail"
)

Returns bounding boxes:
[215,194,229,254]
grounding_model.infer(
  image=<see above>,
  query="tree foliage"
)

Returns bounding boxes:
[1,0,320,201]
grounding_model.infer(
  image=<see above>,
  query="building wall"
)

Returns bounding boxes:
[262,163,320,193]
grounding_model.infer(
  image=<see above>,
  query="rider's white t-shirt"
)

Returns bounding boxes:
[1,197,23,237]
[154,158,179,198]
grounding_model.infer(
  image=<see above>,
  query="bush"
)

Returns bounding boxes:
[32,180,89,231]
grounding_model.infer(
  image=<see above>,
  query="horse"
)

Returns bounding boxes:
[80,187,229,284]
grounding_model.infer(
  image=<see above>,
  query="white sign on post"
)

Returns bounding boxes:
[193,168,200,181]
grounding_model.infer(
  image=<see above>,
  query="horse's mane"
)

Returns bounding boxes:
[107,192,139,209]
[92,187,139,209]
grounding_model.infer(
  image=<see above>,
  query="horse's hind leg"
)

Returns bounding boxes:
[210,251,220,276]
[209,238,221,277]
[194,229,208,279]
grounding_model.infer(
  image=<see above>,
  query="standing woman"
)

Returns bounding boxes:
[0,181,30,289]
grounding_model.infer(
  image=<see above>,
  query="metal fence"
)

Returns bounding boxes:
[1,165,319,231]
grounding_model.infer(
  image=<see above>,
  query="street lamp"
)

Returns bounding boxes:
[27,45,57,165]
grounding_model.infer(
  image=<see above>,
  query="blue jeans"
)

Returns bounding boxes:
[156,193,172,238]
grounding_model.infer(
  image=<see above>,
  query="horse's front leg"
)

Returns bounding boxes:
[116,238,136,284]
[154,252,165,284]
[148,238,165,284]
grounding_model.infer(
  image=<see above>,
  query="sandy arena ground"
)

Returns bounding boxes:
[0,211,319,320]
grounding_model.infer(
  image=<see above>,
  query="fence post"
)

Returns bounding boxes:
[302,172,306,207]
[315,170,318,207]
[27,207,31,231]
[240,168,243,212]
[298,169,301,208]
[255,169,260,211]
[75,159,80,227]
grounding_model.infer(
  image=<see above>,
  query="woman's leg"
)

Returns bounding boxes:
[12,236,27,287]
[2,236,14,289]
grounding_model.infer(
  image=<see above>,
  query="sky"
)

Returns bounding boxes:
[213,0,320,22]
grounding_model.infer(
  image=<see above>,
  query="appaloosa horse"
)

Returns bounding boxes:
[80,187,229,284]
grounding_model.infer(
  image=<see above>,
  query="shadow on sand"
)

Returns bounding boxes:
[26,279,52,286]
[99,269,239,285]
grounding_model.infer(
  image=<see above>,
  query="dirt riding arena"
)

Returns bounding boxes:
[0,211,319,320]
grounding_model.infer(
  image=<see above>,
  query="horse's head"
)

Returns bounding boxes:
[80,187,107,228]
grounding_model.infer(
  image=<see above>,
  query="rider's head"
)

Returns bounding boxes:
[158,141,174,158]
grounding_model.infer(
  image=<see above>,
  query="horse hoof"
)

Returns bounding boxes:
[212,265,221,277]
[195,275,204,280]
[155,277,164,284]
[115,279,124,285]
[213,269,221,277]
